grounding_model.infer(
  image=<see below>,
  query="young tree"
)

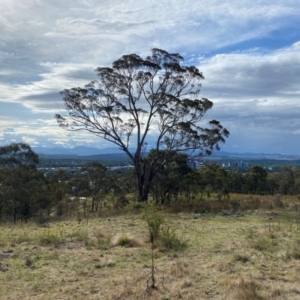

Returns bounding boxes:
[56,49,229,202]
[82,161,108,212]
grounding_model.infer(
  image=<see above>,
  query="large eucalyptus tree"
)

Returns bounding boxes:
[56,49,229,202]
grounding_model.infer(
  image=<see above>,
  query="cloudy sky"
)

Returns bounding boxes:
[0,0,300,154]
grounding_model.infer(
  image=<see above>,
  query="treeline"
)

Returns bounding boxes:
[0,143,131,223]
[150,158,300,204]
[38,153,131,168]
[0,143,299,223]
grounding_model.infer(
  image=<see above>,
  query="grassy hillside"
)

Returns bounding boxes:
[1,203,300,299]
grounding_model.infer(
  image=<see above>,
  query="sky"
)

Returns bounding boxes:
[0,0,300,155]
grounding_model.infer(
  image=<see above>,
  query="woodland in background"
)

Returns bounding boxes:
[0,143,300,224]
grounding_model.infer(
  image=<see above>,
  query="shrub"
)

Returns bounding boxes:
[142,202,165,289]
[114,234,141,248]
[160,226,187,251]
[271,194,284,208]
[142,202,164,242]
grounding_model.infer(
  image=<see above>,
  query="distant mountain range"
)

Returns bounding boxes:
[211,151,300,160]
[33,146,131,156]
[32,146,300,160]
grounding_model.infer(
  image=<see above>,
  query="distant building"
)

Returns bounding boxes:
[222,162,232,167]
[221,161,251,168]
[188,159,204,169]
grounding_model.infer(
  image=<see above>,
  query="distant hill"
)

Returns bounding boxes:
[33,146,135,156]
[33,146,300,160]
[211,151,300,160]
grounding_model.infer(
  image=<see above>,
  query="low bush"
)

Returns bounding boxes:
[142,202,164,242]
[271,194,284,208]
[115,235,141,247]
[160,226,187,251]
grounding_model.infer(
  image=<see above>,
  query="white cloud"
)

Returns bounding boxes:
[199,42,300,134]
[1,0,300,153]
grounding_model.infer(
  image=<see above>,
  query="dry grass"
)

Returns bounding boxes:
[1,206,300,299]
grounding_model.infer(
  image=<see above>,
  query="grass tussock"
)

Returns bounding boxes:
[112,234,141,248]
[227,277,262,300]
[233,253,250,263]
[37,227,66,246]
[285,239,300,260]
[169,261,189,277]
[247,229,278,252]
